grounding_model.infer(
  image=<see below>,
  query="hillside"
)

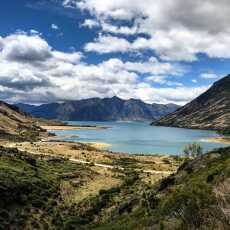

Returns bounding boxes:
[15,96,179,121]
[0,101,47,141]
[0,145,229,229]
[97,146,230,229]
[153,75,230,130]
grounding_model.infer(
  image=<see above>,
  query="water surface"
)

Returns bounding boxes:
[50,121,228,155]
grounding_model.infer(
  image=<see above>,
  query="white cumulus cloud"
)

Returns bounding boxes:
[68,0,230,61]
[0,32,207,105]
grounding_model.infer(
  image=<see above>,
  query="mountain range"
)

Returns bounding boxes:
[153,75,230,130]
[15,96,180,121]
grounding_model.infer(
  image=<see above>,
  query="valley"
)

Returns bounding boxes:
[0,76,229,229]
[1,1,230,229]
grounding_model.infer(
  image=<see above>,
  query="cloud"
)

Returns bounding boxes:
[145,76,183,86]
[29,29,41,35]
[192,79,198,83]
[200,73,219,79]
[72,0,230,61]
[0,74,52,91]
[51,23,59,30]
[130,83,208,105]
[0,32,206,105]
[101,22,139,35]
[62,0,77,8]
[83,31,230,62]
[101,57,184,76]
[52,51,82,64]
[0,34,52,62]
[84,35,132,53]
[81,19,100,29]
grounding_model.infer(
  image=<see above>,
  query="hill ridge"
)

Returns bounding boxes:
[153,75,230,130]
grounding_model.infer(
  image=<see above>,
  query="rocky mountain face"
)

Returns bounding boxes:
[153,75,230,130]
[15,96,180,121]
[0,101,47,141]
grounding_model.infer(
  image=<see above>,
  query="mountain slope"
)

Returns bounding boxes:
[14,103,36,114]
[97,147,230,229]
[0,101,46,141]
[153,75,230,130]
[15,97,179,121]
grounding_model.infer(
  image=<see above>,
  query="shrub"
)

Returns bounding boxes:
[217,128,230,136]
[183,143,203,158]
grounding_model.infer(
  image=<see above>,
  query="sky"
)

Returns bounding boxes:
[0,0,230,105]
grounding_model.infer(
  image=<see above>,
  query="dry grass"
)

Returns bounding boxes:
[4,141,180,191]
[74,174,121,203]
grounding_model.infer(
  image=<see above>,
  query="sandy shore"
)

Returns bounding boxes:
[81,141,111,149]
[44,133,111,150]
[41,125,107,131]
[201,137,230,145]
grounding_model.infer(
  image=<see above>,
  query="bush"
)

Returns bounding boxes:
[217,128,230,136]
[123,171,139,187]
[183,143,203,158]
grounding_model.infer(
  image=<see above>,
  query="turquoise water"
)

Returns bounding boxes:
[50,121,228,155]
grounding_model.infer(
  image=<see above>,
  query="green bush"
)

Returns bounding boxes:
[183,143,203,158]
[218,128,230,136]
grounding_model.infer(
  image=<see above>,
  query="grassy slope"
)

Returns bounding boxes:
[1,146,229,229]
[0,101,47,141]
[0,145,174,229]
[96,147,230,230]
[0,146,94,229]
[0,101,65,142]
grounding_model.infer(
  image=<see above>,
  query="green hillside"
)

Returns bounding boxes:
[97,147,230,229]
[1,145,229,229]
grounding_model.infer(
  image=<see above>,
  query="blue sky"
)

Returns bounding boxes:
[0,0,229,105]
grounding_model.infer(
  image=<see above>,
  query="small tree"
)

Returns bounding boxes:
[183,143,203,158]
[183,145,190,158]
[196,144,203,156]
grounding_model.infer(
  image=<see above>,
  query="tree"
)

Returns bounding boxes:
[183,145,190,158]
[183,143,203,158]
[217,128,230,136]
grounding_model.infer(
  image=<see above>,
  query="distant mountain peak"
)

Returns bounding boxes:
[15,97,180,121]
[111,96,121,99]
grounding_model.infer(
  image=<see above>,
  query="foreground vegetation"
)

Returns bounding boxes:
[0,146,93,229]
[0,144,177,229]
[98,147,230,229]
[0,143,229,229]
[218,128,230,136]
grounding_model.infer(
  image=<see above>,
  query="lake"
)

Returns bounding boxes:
[50,121,228,155]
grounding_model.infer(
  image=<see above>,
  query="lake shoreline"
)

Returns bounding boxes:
[41,124,108,131]
[1,140,181,175]
[201,136,230,145]
[45,121,229,155]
